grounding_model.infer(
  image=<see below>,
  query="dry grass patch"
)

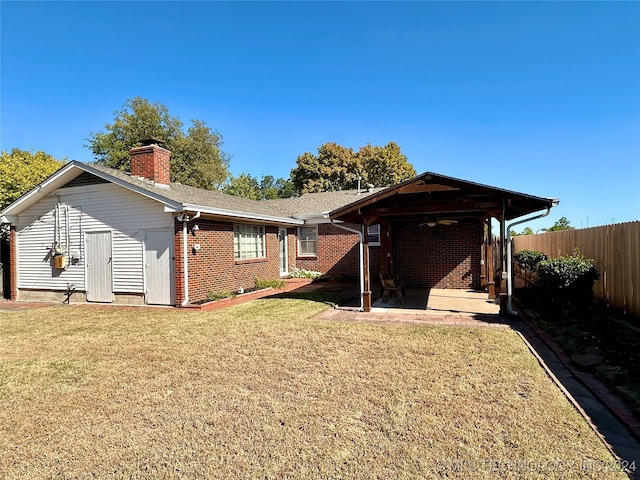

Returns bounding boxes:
[0,297,628,479]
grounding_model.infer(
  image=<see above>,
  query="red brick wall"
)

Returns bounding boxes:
[174,219,282,304]
[172,216,482,302]
[129,145,171,185]
[295,223,380,279]
[392,220,482,289]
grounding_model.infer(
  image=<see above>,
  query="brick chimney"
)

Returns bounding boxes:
[129,138,171,187]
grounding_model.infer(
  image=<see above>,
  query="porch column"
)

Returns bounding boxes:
[362,225,372,311]
[497,203,506,295]
[486,218,496,299]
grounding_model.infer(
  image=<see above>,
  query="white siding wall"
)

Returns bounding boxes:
[17,183,173,293]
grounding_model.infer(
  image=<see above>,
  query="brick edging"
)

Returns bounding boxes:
[516,302,640,441]
[181,279,314,311]
[181,287,274,310]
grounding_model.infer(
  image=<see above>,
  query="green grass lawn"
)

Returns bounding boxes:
[0,296,629,479]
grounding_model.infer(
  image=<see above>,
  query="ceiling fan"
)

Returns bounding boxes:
[418,218,458,227]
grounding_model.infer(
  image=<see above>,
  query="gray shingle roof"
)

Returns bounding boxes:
[264,188,384,216]
[87,162,377,219]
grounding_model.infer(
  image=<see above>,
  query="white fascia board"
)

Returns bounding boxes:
[182,204,303,225]
[1,162,79,216]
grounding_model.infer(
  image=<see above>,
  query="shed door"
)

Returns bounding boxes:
[144,230,175,305]
[86,231,113,302]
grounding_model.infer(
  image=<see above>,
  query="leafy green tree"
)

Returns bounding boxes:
[291,143,360,194]
[86,97,230,190]
[0,148,66,209]
[260,175,297,199]
[510,227,533,236]
[514,249,547,287]
[222,173,262,200]
[537,249,599,314]
[290,141,415,194]
[223,174,297,200]
[274,178,297,198]
[259,175,279,200]
[548,217,575,231]
[172,120,230,190]
[358,142,416,187]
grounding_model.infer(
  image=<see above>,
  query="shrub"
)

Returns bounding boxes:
[207,290,236,301]
[254,278,286,289]
[288,268,324,279]
[514,249,547,287]
[536,249,599,315]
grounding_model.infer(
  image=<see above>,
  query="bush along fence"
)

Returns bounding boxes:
[513,221,640,317]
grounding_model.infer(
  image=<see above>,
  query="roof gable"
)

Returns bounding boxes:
[330,172,557,224]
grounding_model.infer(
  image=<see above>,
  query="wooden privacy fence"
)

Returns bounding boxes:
[513,221,640,317]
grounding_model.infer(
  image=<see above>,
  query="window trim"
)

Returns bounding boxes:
[297,225,318,257]
[367,224,381,246]
[234,224,266,260]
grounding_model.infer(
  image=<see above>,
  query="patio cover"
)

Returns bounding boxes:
[330,172,554,225]
[329,172,557,312]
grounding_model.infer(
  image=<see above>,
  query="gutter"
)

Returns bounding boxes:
[182,203,303,225]
[505,199,559,316]
[330,220,364,312]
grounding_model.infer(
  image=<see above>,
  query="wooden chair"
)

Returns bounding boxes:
[379,271,406,304]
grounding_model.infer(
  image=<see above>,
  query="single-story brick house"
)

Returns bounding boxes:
[1,140,556,311]
[0,141,383,306]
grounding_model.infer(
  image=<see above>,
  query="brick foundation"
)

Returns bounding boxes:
[14,289,144,305]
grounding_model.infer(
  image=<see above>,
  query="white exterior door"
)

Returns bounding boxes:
[279,228,288,276]
[85,231,113,302]
[144,229,175,305]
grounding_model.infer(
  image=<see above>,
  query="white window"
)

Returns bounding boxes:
[298,226,318,256]
[367,224,381,246]
[234,224,265,260]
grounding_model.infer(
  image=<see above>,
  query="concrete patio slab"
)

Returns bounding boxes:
[372,288,500,316]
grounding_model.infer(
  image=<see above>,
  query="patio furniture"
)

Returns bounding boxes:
[379,271,406,303]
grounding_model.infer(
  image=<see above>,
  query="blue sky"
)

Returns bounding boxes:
[2,1,639,231]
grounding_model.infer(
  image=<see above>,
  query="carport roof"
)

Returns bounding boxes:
[329,172,557,224]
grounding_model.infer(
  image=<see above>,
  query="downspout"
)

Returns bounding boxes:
[330,219,364,312]
[179,211,201,307]
[180,216,189,306]
[505,199,559,316]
